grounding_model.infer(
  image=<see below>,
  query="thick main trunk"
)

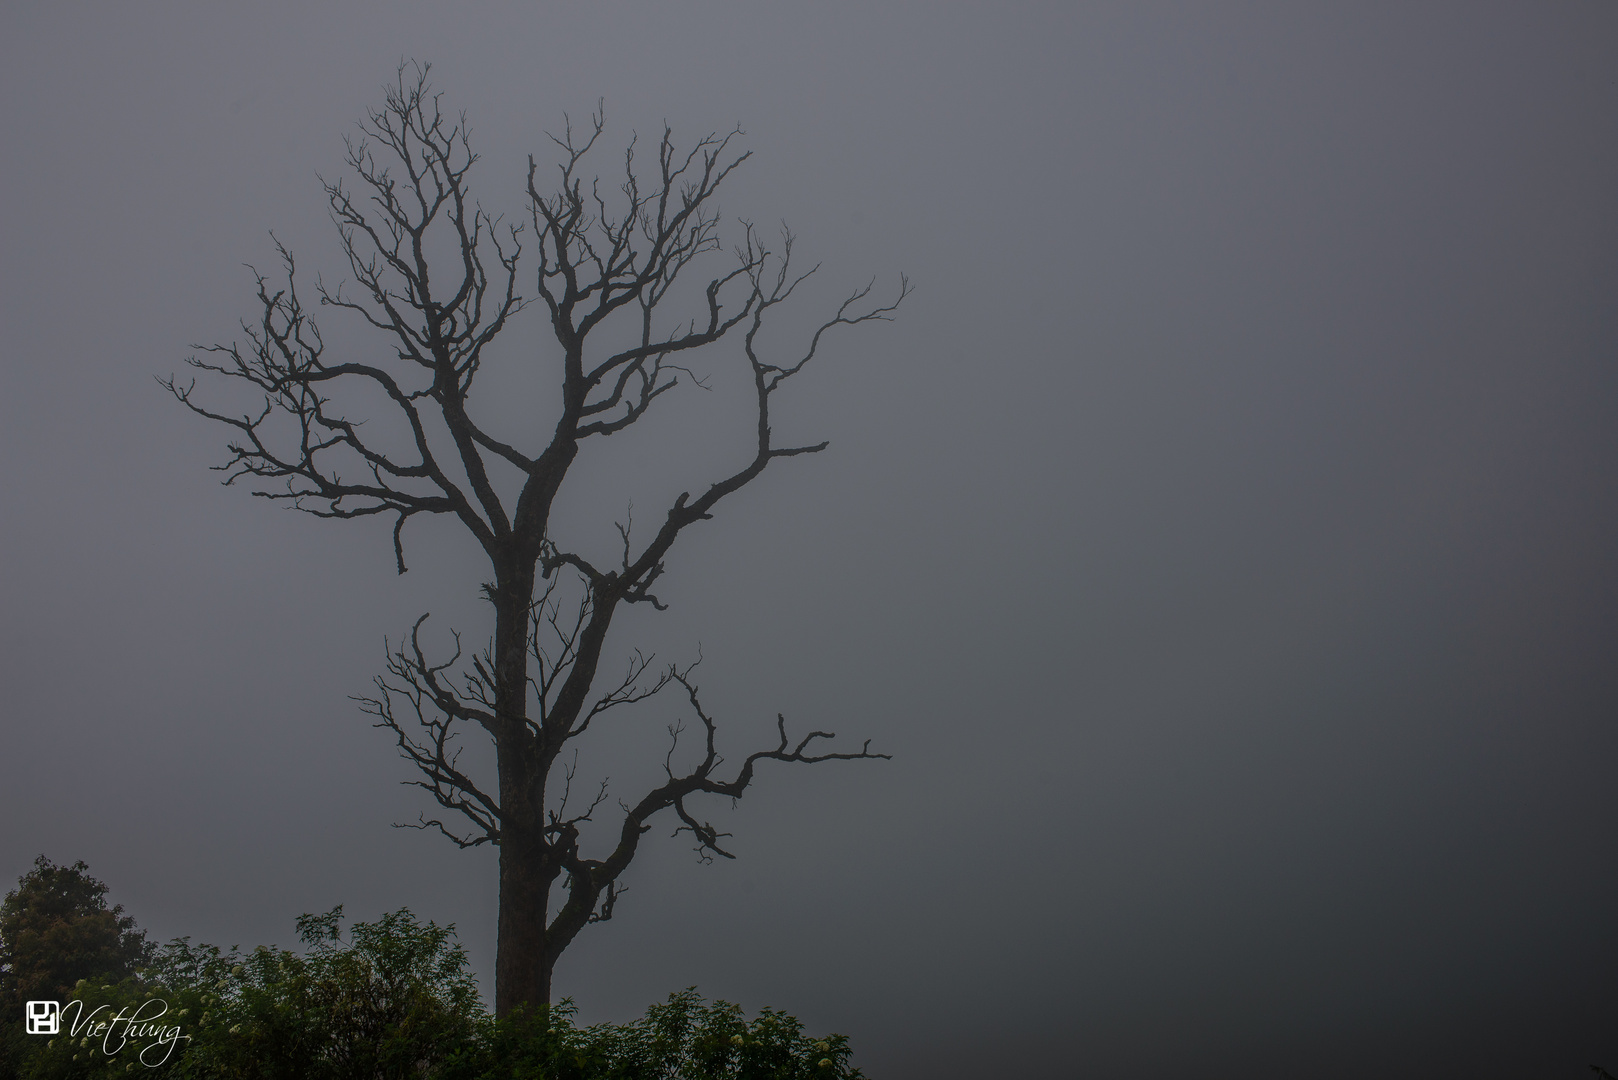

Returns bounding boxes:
[489,430,587,1017]
[495,834,555,1015]
[490,560,558,1017]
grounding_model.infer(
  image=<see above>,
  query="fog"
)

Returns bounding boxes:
[3,5,1616,1077]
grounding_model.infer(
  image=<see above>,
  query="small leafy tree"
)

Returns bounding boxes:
[0,857,153,1077]
[0,857,152,1005]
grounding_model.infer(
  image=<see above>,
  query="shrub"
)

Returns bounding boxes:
[153,905,481,1079]
[4,876,866,1079]
[439,989,866,1080]
[16,906,479,1079]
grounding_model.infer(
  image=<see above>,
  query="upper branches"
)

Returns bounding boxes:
[526,107,764,437]
[166,63,529,571]
[171,65,905,589]
[321,62,526,401]
[173,65,905,1011]
[543,228,910,608]
[163,246,476,572]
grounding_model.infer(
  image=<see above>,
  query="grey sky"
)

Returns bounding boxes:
[3,4,1616,1077]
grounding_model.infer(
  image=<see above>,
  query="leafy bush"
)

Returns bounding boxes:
[14,972,188,1078]
[6,891,866,1079]
[440,989,865,1080]
[15,905,478,1079]
[151,905,480,1079]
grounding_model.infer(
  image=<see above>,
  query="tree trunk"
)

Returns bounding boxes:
[495,833,554,1015]
[173,77,903,1024]
[491,562,556,1016]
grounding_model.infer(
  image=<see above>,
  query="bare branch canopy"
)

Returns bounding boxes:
[169,62,907,1016]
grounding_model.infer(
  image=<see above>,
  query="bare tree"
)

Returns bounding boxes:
[165,64,906,1015]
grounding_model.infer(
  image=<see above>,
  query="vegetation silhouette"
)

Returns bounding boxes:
[166,59,905,1016]
[3,860,864,1078]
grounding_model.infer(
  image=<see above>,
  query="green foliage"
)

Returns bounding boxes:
[149,905,481,1079]
[15,906,480,1079]
[439,989,864,1080]
[0,857,154,1079]
[2,862,865,1078]
[1,857,152,1005]
[14,972,188,1079]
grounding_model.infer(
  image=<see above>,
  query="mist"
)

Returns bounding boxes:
[3,5,1615,1077]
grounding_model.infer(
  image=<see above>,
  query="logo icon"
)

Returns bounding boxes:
[26,1000,60,1035]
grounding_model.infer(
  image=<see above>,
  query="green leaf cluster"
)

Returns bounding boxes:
[1,857,153,1006]
[0,857,154,1077]
[441,989,865,1080]
[14,904,480,1080]
[3,861,867,1079]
